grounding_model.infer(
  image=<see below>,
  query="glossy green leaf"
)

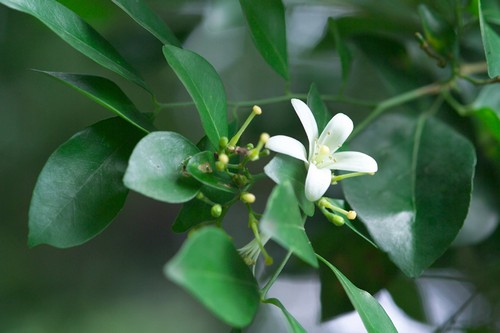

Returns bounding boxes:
[123,131,201,203]
[307,83,331,133]
[162,45,228,148]
[317,254,398,333]
[261,182,318,267]
[28,118,143,248]
[322,198,377,248]
[418,4,456,57]
[239,0,288,79]
[112,0,181,47]
[264,298,306,333]
[186,151,238,193]
[264,155,314,216]
[41,71,155,133]
[172,198,214,233]
[343,114,476,277]
[479,0,500,77]
[328,18,352,86]
[0,0,148,91]
[165,227,260,328]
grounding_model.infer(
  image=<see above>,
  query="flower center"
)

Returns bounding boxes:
[312,142,331,167]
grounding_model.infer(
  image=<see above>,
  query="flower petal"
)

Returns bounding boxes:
[318,113,353,152]
[327,151,378,172]
[291,98,318,158]
[266,135,308,162]
[305,163,332,202]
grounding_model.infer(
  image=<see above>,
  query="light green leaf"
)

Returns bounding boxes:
[123,131,201,203]
[40,71,155,133]
[186,151,238,193]
[264,298,306,333]
[261,182,318,267]
[479,0,500,77]
[165,227,260,328]
[343,114,476,277]
[239,0,288,79]
[307,83,331,133]
[317,254,398,333]
[0,0,149,91]
[162,45,228,148]
[28,118,143,248]
[112,0,181,47]
[264,155,314,217]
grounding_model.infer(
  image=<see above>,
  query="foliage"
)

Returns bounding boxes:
[2,0,499,331]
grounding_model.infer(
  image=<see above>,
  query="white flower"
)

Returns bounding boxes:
[266,99,378,202]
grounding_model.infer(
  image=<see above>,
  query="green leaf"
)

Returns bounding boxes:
[40,71,156,133]
[264,298,306,333]
[317,254,398,333]
[0,0,149,91]
[307,83,331,133]
[418,4,456,57]
[112,0,181,47]
[343,114,476,277]
[264,155,314,217]
[328,18,353,86]
[123,131,201,203]
[186,151,238,193]
[261,182,318,267]
[162,45,228,148]
[28,118,143,248]
[165,227,260,328]
[479,0,500,77]
[239,0,288,79]
[172,198,214,233]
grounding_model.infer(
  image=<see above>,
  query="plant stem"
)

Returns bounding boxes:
[350,82,442,139]
[260,250,293,298]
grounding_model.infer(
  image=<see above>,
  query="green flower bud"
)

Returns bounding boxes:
[211,204,222,218]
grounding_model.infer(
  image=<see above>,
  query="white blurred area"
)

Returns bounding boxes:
[245,269,492,333]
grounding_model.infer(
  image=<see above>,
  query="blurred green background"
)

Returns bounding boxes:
[1,0,499,332]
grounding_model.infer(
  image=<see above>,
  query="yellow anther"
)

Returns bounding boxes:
[252,105,262,115]
[346,210,357,220]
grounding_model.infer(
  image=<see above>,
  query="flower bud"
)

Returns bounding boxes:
[211,204,222,218]
[219,136,229,149]
[252,105,262,115]
[241,192,256,204]
[330,214,345,226]
[218,153,229,164]
[346,210,357,220]
[215,161,225,171]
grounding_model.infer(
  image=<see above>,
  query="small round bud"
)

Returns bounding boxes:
[211,204,222,218]
[219,136,229,148]
[330,214,345,226]
[246,143,255,149]
[260,148,270,157]
[319,144,330,155]
[247,149,260,161]
[218,153,229,164]
[318,198,328,208]
[215,161,225,171]
[241,192,256,204]
[260,132,270,144]
[346,210,357,220]
[196,192,204,200]
[252,105,262,115]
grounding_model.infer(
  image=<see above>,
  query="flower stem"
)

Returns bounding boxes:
[260,250,293,298]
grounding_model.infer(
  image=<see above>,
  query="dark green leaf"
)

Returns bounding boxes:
[479,0,500,77]
[162,45,228,148]
[264,155,314,217]
[165,227,260,328]
[123,131,201,203]
[343,114,476,277]
[387,275,427,322]
[264,298,306,333]
[307,83,331,133]
[112,0,181,47]
[40,71,155,133]
[0,0,149,91]
[172,198,215,233]
[328,18,352,86]
[186,151,238,193]
[239,0,288,79]
[317,254,398,333]
[261,182,318,267]
[418,4,456,57]
[28,118,143,248]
